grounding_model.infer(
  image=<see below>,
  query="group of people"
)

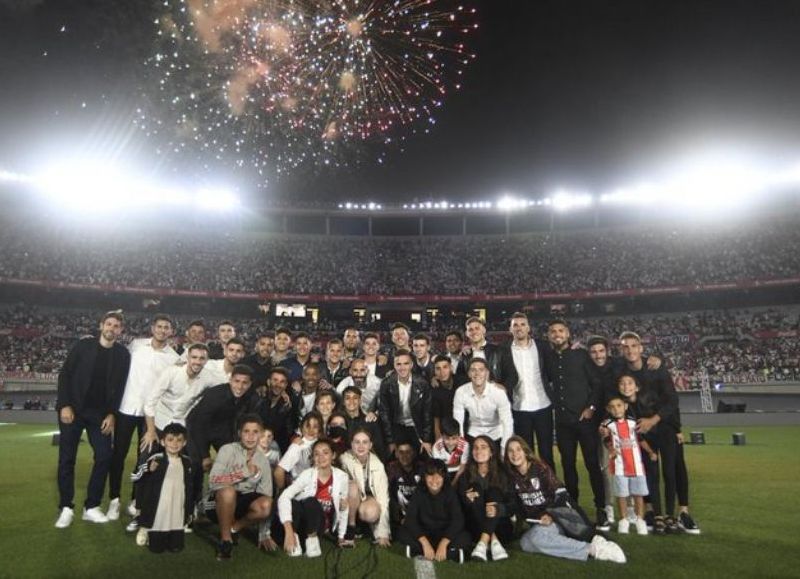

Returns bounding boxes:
[54,310,702,565]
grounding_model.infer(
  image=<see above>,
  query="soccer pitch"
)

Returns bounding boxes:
[1,423,799,579]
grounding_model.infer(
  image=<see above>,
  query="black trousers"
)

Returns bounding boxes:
[148,530,184,553]
[513,407,555,470]
[555,418,605,510]
[396,525,472,553]
[675,441,690,507]
[643,424,679,516]
[461,486,514,543]
[109,412,145,500]
[290,498,326,539]
[58,411,113,509]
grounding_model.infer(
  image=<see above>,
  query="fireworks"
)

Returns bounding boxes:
[137,0,478,178]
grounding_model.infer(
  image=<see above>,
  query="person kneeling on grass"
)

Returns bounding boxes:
[339,428,392,547]
[397,459,471,563]
[132,422,194,553]
[278,438,350,558]
[205,414,273,561]
[504,435,626,564]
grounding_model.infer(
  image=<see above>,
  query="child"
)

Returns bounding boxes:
[397,459,470,563]
[205,414,273,560]
[275,412,322,491]
[431,417,469,486]
[132,423,194,554]
[386,441,423,528]
[278,438,351,558]
[602,395,652,535]
[257,426,282,551]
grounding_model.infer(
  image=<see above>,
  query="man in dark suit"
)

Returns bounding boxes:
[55,311,131,528]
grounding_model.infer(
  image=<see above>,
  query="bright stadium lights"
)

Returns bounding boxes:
[548,190,593,211]
[497,195,527,211]
[0,169,33,184]
[600,183,661,205]
[197,187,240,211]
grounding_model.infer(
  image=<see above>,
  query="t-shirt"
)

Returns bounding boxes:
[86,344,111,411]
[316,476,334,531]
[432,437,469,474]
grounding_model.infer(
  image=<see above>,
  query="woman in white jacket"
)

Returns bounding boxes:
[339,428,392,547]
[278,439,350,558]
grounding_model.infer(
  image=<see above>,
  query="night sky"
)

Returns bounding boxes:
[2,0,800,204]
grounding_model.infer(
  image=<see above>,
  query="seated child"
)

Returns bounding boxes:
[431,417,469,486]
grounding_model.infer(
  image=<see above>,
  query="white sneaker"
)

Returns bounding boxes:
[490,539,508,561]
[125,519,139,532]
[55,507,74,529]
[127,501,138,517]
[305,536,322,558]
[471,541,488,561]
[135,527,149,546]
[605,505,616,525]
[618,518,630,534]
[289,540,303,557]
[591,536,626,564]
[82,507,109,524]
[106,498,120,521]
[635,517,649,535]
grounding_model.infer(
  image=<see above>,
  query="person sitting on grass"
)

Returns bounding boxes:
[457,435,513,562]
[397,459,471,564]
[278,438,350,558]
[339,428,392,548]
[504,435,626,564]
[601,395,652,535]
[431,417,469,486]
[131,422,194,554]
[387,440,423,529]
[205,414,273,561]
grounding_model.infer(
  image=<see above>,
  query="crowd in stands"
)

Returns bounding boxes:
[2,305,797,387]
[1,221,799,295]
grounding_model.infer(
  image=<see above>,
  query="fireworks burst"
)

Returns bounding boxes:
[137,0,478,179]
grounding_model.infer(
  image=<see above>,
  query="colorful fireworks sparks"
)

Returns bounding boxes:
[136,0,478,178]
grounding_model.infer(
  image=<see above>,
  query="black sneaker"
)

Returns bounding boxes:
[644,511,655,532]
[596,508,611,532]
[448,547,465,564]
[653,515,666,535]
[678,512,701,535]
[216,540,233,561]
[664,516,679,534]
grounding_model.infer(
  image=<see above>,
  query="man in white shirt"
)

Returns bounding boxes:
[362,332,389,379]
[107,315,179,520]
[452,358,513,451]
[336,358,381,414]
[204,337,247,385]
[504,312,555,469]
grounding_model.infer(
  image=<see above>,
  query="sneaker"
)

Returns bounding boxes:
[592,536,626,564]
[449,547,465,564]
[653,516,666,535]
[596,508,611,532]
[405,545,414,559]
[644,511,655,531]
[183,524,193,534]
[230,529,239,545]
[106,498,120,521]
[490,539,508,561]
[635,517,648,535]
[664,516,679,534]
[82,506,109,524]
[618,519,630,534]
[135,527,149,547]
[305,536,322,558]
[678,512,701,535]
[471,541,488,561]
[55,507,74,529]
[289,539,303,557]
[216,540,233,561]
[125,518,139,532]
[605,505,616,525]
[126,501,138,517]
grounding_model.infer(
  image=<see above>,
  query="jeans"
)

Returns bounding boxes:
[58,411,113,509]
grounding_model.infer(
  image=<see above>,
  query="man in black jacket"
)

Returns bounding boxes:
[257,367,295,452]
[543,319,608,531]
[55,311,131,528]
[463,317,505,384]
[379,349,433,456]
[186,364,259,503]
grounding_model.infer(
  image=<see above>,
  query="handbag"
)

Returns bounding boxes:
[545,503,595,542]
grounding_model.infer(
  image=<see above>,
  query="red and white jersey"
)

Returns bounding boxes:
[607,418,645,477]
[432,437,469,473]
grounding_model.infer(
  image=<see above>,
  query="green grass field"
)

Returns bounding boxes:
[2,423,799,579]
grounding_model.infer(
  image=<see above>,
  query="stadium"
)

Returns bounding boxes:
[2,1,800,578]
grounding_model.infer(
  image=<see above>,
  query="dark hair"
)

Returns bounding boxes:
[606,394,627,406]
[587,335,609,350]
[440,417,460,437]
[230,364,253,379]
[269,366,290,380]
[423,459,448,479]
[465,435,508,489]
[226,337,246,349]
[510,311,528,322]
[161,422,188,438]
[618,331,642,343]
[300,411,324,431]
[101,310,124,324]
[350,426,373,442]
[341,385,362,398]
[152,314,173,327]
[547,318,569,329]
[275,327,292,338]
[295,331,311,341]
[503,435,542,473]
[327,338,344,349]
[218,320,235,329]
[433,355,451,366]
[257,332,275,340]
[391,322,410,333]
[363,332,380,342]
[312,437,335,456]
[467,357,489,370]
[314,390,338,408]
[237,413,263,431]
[187,342,209,354]
[445,330,463,341]
[393,348,413,362]
[187,319,206,329]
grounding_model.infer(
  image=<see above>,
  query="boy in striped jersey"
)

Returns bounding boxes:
[603,395,653,535]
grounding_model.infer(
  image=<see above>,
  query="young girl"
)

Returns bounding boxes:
[275,412,322,491]
[504,435,625,564]
[339,428,391,547]
[314,391,338,432]
[456,435,512,562]
[132,423,194,553]
[278,439,350,558]
[397,459,470,563]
